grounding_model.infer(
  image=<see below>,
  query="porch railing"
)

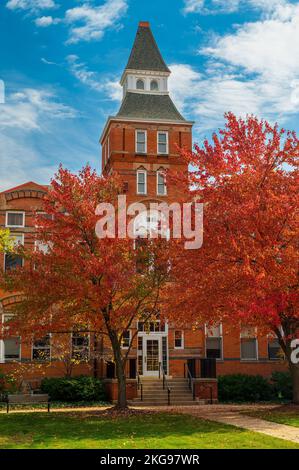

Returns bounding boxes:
[159,362,171,406]
[137,372,143,401]
[185,362,196,401]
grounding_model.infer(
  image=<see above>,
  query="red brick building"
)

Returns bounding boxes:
[0,22,287,403]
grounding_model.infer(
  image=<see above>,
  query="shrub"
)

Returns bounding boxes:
[41,375,106,402]
[218,374,273,402]
[270,371,292,400]
[0,370,16,400]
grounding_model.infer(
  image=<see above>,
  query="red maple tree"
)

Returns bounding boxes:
[1,166,170,408]
[166,113,299,402]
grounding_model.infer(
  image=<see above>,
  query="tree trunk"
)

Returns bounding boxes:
[290,363,299,404]
[110,334,127,409]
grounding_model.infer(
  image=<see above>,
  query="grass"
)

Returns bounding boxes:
[0,411,298,449]
[243,405,299,428]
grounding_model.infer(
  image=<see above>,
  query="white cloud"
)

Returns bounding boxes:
[0,88,77,131]
[65,0,128,44]
[35,15,60,26]
[66,55,122,100]
[6,0,57,12]
[183,0,240,14]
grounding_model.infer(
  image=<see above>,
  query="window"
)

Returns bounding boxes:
[150,80,158,91]
[4,234,24,272]
[137,170,147,195]
[174,330,184,349]
[240,326,258,360]
[136,79,144,90]
[32,335,51,361]
[157,131,168,154]
[136,130,147,153]
[6,212,25,228]
[137,321,166,333]
[72,332,89,360]
[3,314,21,362]
[121,330,131,349]
[268,338,282,360]
[206,324,223,359]
[157,171,167,195]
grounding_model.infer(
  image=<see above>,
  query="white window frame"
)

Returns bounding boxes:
[156,171,167,196]
[150,79,159,91]
[136,78,145,90]
[1,314,21,362]
[71,332,90,360]
[4,233,24,272]
[157,131,169,155]
[121,330,131,349]
[136,169,147,195]
[267,335,283,361]
[32,334,51,361]
[240,326,258,361]
[135,130,147,154]
[205,324,223,360]
[174,330,184,349]
[5,211,25,228]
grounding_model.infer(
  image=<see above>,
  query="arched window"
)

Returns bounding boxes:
[150,80,158,91]
[136,79,145,90]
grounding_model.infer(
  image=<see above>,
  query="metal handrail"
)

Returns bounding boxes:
[137,372,143,401]
[185,363,196,401]
[159,362,171,406]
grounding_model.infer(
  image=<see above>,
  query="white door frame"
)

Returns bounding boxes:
[142,335,162,377]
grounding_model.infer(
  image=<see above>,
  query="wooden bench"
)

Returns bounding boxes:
[6,394,50,413]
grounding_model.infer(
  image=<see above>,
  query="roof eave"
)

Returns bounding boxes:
[100,116,194,144]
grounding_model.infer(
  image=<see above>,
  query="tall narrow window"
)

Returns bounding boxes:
[268,337,282,360]
[72,332,89,360]
[3,314,21,362]
[136,130,147,153]
[121,331,131,349]
[240,326,258,360]
[206,324,223,359]
[137,170,147,195]
[174,330,184,349]
[4,234,24,272]
[157,131,168,155]
[6,212,25,228]
[150,80,158,91]
[157,171,167,196]
[32,335,51,361]
[136,79,145,90]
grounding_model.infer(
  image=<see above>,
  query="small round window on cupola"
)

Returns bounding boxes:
[136,79,145,90]
[150,80,158,91]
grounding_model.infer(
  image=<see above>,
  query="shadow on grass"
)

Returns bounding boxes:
[0,411,298,449]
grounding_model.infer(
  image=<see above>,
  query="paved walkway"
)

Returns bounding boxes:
[144,404,299,444]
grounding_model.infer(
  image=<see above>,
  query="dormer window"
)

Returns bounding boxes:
[150,80,158,91]
[136,79,145,90]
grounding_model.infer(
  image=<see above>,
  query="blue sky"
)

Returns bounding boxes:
[0,0,298,191]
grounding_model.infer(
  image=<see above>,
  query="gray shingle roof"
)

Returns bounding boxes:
[116,92,186,122]
[125,25,170,73]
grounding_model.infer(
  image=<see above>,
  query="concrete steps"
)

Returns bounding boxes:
[129,378,197,407]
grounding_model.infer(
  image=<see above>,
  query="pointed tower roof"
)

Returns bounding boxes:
[125,21,170,73]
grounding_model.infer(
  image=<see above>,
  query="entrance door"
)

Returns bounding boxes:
[143,336,161,376]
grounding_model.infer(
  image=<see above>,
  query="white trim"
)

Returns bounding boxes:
[142,335,162,377]
[1,314,21,362]
[121,330,131,349]
[157,131,169,155]
[156,170,167,196]
[100,117,193,144]
[71,332,90,361]
[174,330,184,349]
[205,323,223,360]
[32,333,51,362]
[136,169,147,195]
[240,336,258,361]
[5,211,25,228]
[135,129,147,154]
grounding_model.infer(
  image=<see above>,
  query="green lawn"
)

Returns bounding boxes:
[244,406,299,428]
[0,411,298,449]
